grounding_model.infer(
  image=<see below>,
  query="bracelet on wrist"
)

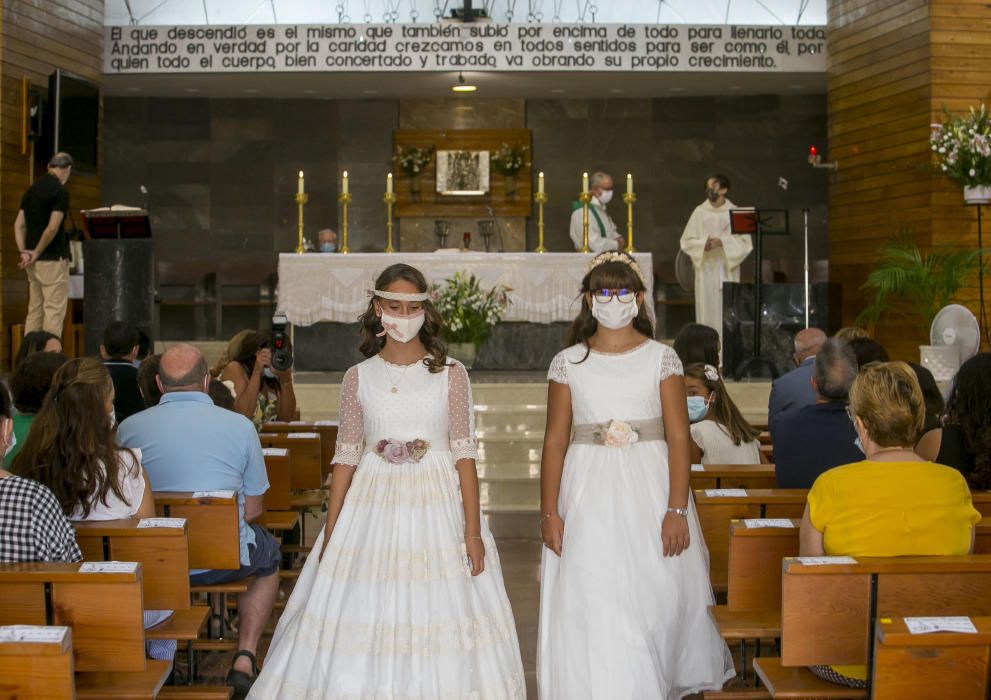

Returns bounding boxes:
[542,512,558,520]
[465,534,482,540]
[667,506,689,518]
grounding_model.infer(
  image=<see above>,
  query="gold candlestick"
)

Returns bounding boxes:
[294,192,309,254]
[578,191,593,254]
[623,190,637,253]
[384,191,397,253]
[338,192,352,254]
[534,191,548,253]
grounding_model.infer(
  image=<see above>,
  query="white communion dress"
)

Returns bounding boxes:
[537,340,735,700]
[248,355,525,700]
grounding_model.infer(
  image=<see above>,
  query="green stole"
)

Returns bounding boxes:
[571,200,607,238]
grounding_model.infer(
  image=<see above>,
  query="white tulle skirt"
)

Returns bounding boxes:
[248,452,526,700]
[537,441,735,700]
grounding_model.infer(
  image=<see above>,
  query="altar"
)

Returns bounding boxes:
[278,251,654,371]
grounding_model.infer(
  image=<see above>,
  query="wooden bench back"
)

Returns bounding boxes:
[973,491,991,517]
[690,464,776,491]
[726,519,800,611]
[261,449,292,511]
[154,492,241,570]
[263,421,338,480]
[0,626,75,698]
[873,616,991,700]
[73,518,192,610]
[0,562,147,672]
[258,432,323,490]
[781,555,991,668]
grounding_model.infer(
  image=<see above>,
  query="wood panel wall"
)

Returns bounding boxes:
[0,0,104,367]
[828,0,991,360]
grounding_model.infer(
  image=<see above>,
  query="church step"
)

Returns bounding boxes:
[483,509,542,538]
[476,461,541,479]
[480,479,540,508]
[477,440,544,463]
[473,407,547,433]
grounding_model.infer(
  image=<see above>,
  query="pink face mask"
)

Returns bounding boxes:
[377,310,425,344]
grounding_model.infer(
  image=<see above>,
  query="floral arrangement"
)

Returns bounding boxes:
[930,104,990,187]
[592,420,640,448]
[430,271,510,346]
[489,143,528,176]
[375,438,430,464]
[393,145,435,176]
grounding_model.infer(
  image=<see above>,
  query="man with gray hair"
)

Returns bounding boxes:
[118,343,279,695]
[569,171,624,253]
[771,337,864,488]
[768,327,827,430]
[14,152,74,334]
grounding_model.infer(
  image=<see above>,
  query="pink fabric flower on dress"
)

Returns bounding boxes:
[603,420,639,448]
[379,439,411,464]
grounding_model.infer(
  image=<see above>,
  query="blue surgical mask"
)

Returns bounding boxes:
[320,242,336,253]
[687,396,710,423]
[263,367,276,380]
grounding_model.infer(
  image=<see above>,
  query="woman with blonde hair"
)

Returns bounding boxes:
[799,361,980,689]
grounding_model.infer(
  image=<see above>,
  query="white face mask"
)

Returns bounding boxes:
[380,310,426,344]
[591,296,638,330]
[262,367,276,380]
[598,189,613,205]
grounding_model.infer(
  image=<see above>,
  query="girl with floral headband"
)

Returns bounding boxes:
[684,362,764,466]
[538,252,733,698]
[248,263,524,699]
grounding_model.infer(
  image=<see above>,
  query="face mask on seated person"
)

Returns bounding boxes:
[686,396,710,423]
[379,310,426,344]
[591,295,638,330]
[263,367,277,379]
[320,242,336,252]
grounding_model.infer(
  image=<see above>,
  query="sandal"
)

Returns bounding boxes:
[226,649,258,699]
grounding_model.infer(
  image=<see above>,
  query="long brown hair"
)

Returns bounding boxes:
[684,362,760,445]
[565,254,654,363]
[11,357,138,518]
[358,264,450,373]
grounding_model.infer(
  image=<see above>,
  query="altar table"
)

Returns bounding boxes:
[277,252,655,326]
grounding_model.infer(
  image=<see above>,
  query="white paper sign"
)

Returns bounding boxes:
[192,490,236,499]
[287,432,318,438]
[704,488,747,497]
[79,561,139,573]
[263,448,289,457]
[0,626,68,644]
[289,420,308,425]
[137,517,186,529]
[904,617,979,635]
[314,420,339,426]
[795,556,858,565]
[691,463,705,472]
[743,518,795,528]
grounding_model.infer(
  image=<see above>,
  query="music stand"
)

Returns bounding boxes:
[729,208,789,380]
[82,208,151,239]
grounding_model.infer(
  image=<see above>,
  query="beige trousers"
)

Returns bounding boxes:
[25,259,69,336]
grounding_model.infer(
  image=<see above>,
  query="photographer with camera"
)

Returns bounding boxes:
[218,319,296,430]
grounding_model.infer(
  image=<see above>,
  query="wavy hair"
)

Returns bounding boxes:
[11,357,138,518]
[231,330,283,394]
[359,264,449,373]
[944,353,991,490]
[565,253,654,363]
[684,363,760,445]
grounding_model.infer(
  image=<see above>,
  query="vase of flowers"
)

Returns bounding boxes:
[430,272,510,368]
[931,104,991,204]
[490,143,528,197]
[393,145,435,197]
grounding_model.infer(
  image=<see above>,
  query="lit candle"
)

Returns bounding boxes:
[298,170,304,194]
[582,171,588,194]
[342,170,349,195]
[386,172,393,195]
[627,172,633,193]
[538,171,545,195]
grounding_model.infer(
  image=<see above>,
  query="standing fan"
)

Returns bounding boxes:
[923,304,981,382]
[675,249,695,296]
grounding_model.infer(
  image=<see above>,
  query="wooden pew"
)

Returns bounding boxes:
[694,489,807,592]
[754,554,991,698]
[0,625,75,699]
[973,491,991,517]
[261,448,292,511]
[977,522,991,553]
[258,432,323,490]
[691,464,777,491]
[872,616,991,700]
[262,421,338,481]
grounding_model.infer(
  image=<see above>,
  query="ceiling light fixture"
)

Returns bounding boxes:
[452,72,477,93]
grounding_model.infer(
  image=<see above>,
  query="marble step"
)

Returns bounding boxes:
[483,508,542,539]
[476,461,541,480]
[480,479,540,508]
[474,405,547,433]
[477,440,544,463]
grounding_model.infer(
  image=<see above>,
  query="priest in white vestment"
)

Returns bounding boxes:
[679,174,753,342]
[569,171,623,253]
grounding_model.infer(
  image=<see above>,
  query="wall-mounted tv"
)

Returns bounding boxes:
[47,69,99,173]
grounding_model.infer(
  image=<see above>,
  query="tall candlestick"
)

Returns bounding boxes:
[298,170,304,195]
[627,172,633,193]
[339,188,352,254]
[342,170,349,195]
[538,171,545,195]
[387,172,393,195]
[534,187,548,253]
[623,186,637,254]
[384,181,397,254]
[582,171,589,194]
[294,188,309,254]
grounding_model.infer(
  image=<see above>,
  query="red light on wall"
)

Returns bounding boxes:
[809,145,818,156]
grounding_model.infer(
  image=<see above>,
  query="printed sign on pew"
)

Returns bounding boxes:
[105,23,827,74]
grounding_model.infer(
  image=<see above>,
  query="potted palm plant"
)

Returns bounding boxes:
[430,272,510,368]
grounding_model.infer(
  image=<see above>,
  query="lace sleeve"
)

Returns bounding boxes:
[333,366,364,467]
[547,351,568,385]
[659,344,684,383]
[448,361,478,462]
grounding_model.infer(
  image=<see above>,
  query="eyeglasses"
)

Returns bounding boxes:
[592,288,636,303]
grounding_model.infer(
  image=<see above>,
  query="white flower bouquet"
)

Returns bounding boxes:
[930,104,990,187]
[430,272,510,346]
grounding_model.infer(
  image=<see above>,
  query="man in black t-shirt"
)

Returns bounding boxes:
[14,152,73,335]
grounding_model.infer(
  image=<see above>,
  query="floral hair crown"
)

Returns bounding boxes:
[585,252,647,287]
[703,364,720,382]
[369,289,430,302]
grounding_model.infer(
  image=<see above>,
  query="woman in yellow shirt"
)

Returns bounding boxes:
[799,361,980,688]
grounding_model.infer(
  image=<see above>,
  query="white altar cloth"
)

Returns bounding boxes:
[277,252,654,326]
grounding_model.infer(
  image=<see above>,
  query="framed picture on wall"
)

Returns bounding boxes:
[436,150,490,195]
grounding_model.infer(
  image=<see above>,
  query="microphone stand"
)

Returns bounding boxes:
[803,207,810,329]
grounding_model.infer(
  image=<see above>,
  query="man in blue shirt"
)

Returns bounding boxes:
[771,338,863,488]
[118,343,278,695]
[767,327,826,434]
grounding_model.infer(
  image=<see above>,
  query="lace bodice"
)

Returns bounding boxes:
[334,356,477,467]
[547,340,683,426]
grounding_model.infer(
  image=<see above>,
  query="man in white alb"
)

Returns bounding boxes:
[679,174,753,342]
[569,171,624,253]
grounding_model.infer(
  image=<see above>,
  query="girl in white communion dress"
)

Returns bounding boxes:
[248,263,525,700]
[537,252,734,700]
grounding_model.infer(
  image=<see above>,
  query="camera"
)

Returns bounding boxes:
[271,314,293,371]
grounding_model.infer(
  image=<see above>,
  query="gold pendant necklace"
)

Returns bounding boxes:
[382,358,411,394]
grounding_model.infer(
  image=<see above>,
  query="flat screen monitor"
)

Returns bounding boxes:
[48,69,99,173]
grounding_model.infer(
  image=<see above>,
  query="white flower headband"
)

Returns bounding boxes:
[369,289,430,302]
[703,364,720,382]
[585,252,647,287]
